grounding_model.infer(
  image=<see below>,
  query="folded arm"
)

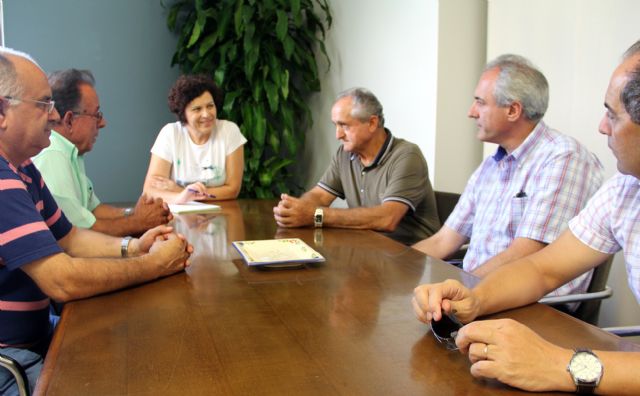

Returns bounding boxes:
[22,233,190,302]
[471,237,546,278]
[89,195,172,237]
[413,225,469,259]
[273,186,410,231]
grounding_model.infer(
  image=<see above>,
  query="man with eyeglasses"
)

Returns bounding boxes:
[0,48,193,395]
[32,69,172,237]
[413,40,640,394]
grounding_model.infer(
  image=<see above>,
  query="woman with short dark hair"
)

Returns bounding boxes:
[144,74,246,203]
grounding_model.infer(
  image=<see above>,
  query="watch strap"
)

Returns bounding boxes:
[121,236,133,257]
[569,348,601,394]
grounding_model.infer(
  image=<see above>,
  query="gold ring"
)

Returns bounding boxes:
[483,344,489,358]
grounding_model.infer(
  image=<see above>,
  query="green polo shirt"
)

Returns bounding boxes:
[32,130,101,228]
[318,130,440,245]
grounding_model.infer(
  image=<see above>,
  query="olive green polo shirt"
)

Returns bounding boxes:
[32,131,101,228]
[318,130,440,245]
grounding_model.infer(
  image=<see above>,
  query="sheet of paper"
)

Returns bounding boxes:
[232,238,325,266]
[168,201,221,214]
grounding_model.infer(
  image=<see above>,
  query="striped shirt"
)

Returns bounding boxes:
[569,173,640,303]
[446,121,604,296]
[0,156,72,347]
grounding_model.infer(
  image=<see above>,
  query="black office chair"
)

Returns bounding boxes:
[434,191,466,265]
[539,256,614,325]
[434,191,461,226]
[0,352,30,396]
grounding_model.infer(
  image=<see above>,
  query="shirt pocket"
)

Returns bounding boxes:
[509,196,529,237]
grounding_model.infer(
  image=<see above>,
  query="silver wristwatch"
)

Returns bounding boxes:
[567,348,603,394]
[314,208,324,228]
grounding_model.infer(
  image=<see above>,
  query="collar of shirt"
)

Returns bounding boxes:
[50,130,80,161]
[492,120,548,163]
[349,128,394,171]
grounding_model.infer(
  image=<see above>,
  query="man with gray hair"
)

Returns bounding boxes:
[412,40,640,394]
[0,48,192,394]
[414,54,603,297]
[33,69,171,237]
[273,87,440,245]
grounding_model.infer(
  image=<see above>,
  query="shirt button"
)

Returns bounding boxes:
[361,171,365,175]
[360,189,364,193]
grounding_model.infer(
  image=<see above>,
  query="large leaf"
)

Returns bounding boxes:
[167,0,332,198]
[187,12,206,48]
[275,10,288,42]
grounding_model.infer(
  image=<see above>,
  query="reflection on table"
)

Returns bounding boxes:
[36,200,640,396]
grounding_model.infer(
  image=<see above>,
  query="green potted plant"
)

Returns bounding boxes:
[165,0,332,198]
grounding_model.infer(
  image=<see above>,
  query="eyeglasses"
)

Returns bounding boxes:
[72,111,104,122]
[2,96,56,114]
[430,313,463,351]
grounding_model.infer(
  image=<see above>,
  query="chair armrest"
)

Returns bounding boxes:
[0,353,30,396]
[602,326,640,337]
[539,286,613,304]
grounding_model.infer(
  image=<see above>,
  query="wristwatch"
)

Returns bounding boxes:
[121,236,133,257]
[314,208,324,228]
[567,348,603,394]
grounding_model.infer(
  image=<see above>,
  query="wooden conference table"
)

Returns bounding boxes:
[36,200,640,395]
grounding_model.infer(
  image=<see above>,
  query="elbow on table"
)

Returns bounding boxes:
[376,216,402,233]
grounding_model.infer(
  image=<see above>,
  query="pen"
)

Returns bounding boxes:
[187,188,216,199]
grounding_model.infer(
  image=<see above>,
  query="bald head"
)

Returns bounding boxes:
[0,47,42,98]
[0,48,59,166]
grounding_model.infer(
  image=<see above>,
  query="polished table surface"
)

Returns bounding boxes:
[36,200,640,395]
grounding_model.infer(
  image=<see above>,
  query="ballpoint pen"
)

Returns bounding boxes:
[187,188,216,199]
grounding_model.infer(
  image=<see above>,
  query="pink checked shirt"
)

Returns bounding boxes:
[570,173,640,303]
[446,121,604,296]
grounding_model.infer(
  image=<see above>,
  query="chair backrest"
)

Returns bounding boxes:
[434,191,461,225]
[0,353,30,396]
[542,255,614,325]
[574,255,614,325]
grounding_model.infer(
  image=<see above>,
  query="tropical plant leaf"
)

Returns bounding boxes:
[167,0,331,198]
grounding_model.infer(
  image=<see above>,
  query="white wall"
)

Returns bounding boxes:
[486,0,640,327]
[306,0,485,195]
[305,0,439,189]
[434,0,486,193]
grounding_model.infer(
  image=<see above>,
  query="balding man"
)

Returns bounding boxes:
[274,87,440,245]
[0,48,192,394]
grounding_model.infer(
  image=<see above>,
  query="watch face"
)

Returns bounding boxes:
[569,352,603,382]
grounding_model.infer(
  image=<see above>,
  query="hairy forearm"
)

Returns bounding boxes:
[593,351,640,395]
[41,254,163,302]
[323,206,400,232]
[413,232,464,259]
[92,204,127,219]
[91,217,146,237]
[59,227,121,258]
[472,239,546,278]
[474,257,549,315]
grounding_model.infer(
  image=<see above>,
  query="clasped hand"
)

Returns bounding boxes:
[412,280,572,392]
[273,194,314,227]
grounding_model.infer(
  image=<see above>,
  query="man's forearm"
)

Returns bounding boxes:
[322,203,405,232]
[474,256,550,316]
[472,238,547,278]
[59,227,123,258]
[91,217,146,237]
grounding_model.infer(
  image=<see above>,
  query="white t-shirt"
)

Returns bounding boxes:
[151,120,247,187]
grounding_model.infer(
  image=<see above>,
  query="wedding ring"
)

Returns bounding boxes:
[483,344,489,359]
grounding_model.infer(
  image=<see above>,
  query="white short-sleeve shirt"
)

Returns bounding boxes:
[151,120,247,187]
